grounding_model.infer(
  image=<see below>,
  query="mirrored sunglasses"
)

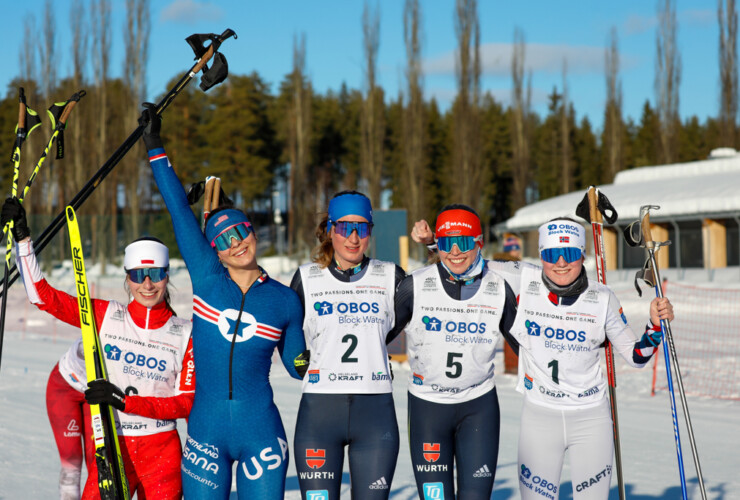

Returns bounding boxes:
[437,235,480,253]
[127,267,168,284]
[332,221,373,239]
[540,247,583,264]
[211,222,253,251]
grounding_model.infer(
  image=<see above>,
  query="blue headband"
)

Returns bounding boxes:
[205,209,251,244]
[327,193,373,231]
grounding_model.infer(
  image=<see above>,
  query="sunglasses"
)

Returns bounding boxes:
[437,235,480,253]
[332,221,373,239]
[210,222,253,251]
[540,247,583,264]
[127,267,168,284]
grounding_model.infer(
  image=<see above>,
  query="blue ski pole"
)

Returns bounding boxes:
[626,205,707,500]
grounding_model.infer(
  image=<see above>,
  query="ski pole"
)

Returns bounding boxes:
[0,88,41,372]
[634,206,707,500]
[576,186,625,500]
[0,90,85,366]
[0,28,237,302]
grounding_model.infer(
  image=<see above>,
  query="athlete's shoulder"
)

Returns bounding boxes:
[297,261,325,278]
[260,277,303,309]
[585,278,613,295]
[410,263,435,278]
[367,258,397,274]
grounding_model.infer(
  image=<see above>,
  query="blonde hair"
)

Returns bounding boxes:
[310,213,334,268]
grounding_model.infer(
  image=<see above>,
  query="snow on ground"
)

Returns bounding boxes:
[0,259,738,499]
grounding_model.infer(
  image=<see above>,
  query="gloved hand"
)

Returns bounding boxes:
[294,350,310,379]
[1,197,30,241]
[85,379,126,411]
[139,102,163,151]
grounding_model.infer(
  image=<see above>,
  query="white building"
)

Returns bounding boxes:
[496,148,740,283]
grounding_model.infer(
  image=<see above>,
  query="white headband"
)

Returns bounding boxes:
[124,239,169,270]
[538,220,586,253]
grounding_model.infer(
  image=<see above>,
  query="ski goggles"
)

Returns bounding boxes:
[437,235,481,253]
[126,267,169,284]
[540,247,583,264]
[331,221,373,239]
[210,222,253,251]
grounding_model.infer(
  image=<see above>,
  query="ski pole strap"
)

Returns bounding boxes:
[575,186,618,224]
[47,90,87,159]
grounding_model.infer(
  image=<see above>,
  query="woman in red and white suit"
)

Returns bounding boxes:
[3,198,195,500]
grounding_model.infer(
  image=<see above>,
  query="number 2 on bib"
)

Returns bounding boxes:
[341,333,358,363]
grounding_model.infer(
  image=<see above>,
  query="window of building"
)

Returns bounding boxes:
[667,220,703,268]
[727,218,739,267]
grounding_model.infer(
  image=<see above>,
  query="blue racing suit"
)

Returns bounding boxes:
[148,147,306,499]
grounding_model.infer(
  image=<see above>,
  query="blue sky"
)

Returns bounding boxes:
[4,0,721,131]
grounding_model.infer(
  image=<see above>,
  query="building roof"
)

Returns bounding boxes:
[499,149,740,231]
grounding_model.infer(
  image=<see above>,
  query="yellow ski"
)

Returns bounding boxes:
[66,206,130,500]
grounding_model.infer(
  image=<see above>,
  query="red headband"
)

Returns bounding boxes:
[435,209,482,239]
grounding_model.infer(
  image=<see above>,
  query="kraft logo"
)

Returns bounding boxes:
[525,320,541,336]
[307,491,328,500]
[548,224,557,230]
[559,236,569,243]
[104,344,122,361]
[413,373,424,385]
[422,316,442,331]
[306,449,326,469]
[308,370,320,384]
[423,443,440,462]
[314,301,333,316]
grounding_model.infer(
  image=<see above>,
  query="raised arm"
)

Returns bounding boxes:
[141,105,221,285]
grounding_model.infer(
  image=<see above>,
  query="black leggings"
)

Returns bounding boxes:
[408,388,501,500]
[294,393,400,500]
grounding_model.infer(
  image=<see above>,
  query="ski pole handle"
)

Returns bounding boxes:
[58,90,87,127]
[212,178,221,210]
[587,187,602,224]
[641,210,654,250]
[17,88,27,130]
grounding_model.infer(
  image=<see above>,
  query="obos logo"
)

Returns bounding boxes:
[547,224,557,230]
[336,302,380,314]
[105,344,166,372]
[104,344,122,361]
[543,323,586,342]
[422,316,442,331]
[308,370,320,384]
[217,309,258,343]
[314,301,333,316]
[422,316,485,334]
[525,320,541,336]
[520,464,532,479]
